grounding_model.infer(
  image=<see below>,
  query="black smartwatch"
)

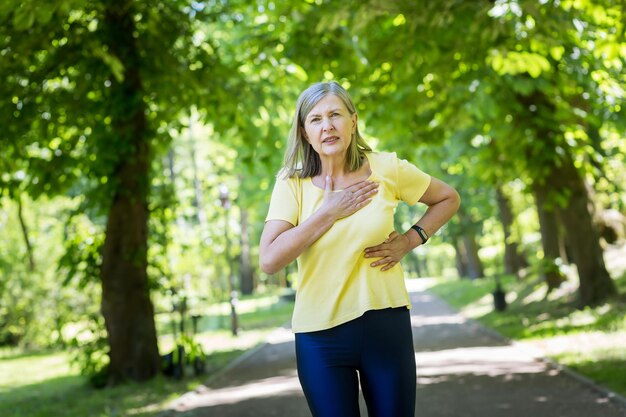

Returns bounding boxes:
[410,225,429,244]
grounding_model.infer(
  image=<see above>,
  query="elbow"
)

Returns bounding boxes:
[261,263,278,275]
[437,184,461,213]
[452,189,461,212]
[260,255,281,275]
[259,241,284,274]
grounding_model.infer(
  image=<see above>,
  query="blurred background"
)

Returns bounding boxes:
[0,0,624,416]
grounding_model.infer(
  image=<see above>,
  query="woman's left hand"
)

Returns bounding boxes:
[364,231,412,271]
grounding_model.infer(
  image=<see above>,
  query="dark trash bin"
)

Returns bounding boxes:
[492,278,507,312]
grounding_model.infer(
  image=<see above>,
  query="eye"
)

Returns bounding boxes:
[310,117,321,123]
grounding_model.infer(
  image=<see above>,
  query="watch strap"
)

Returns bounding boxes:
[411,224,429,244]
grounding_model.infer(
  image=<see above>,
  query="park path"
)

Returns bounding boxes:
[162,279,626,417]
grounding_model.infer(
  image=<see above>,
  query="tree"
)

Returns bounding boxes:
[98,0,161,383]
[1,0,253,383]
[495,186,528,277]
[277,0,623,304]
[479,2,622,305]
[2,0,624,382]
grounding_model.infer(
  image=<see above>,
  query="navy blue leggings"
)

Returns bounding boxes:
[295,307,416,417]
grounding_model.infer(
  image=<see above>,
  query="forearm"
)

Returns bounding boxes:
[405,194,461,249]
[262,178,378,274]
[261,209,336,274]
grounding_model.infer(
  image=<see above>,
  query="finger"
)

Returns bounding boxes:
[366,250,390,260]
[350,188,378,208]
[347,180,378,193]
[385,231,400,243]
[364,243,386,254]
[354,186,378,204]
[367,185,379,195]
[353,194,371,206]
[370,256,394,267]
[355,198,373,209]
[345,180,369,192]
[364,250,384,258]
[347,185,368,200]
[361,182,379,195]
[345,198,373,218]
[381,261,397,271]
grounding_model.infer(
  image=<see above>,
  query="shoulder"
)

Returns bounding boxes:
[271,168,303,197]
[367,151,399,166]
[366,151,400,176]
[275,168,302,184]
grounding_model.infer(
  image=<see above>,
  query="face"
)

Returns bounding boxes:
[302,94,357,159]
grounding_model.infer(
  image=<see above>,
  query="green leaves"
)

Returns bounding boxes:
[488,50,552,78]
[1,0,624,354]
[8,0,58,29]
[12,6,36,30]
[92,48,125,82]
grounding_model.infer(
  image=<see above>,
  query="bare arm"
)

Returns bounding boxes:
[260,215,334,275]
[364,177,460,270]
[409,177,461,246]
[260,177,379,274]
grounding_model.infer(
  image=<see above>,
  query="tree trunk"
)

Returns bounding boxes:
[100,1,160,384]
[454,239,469,278]
[16,194,35,271]
[463,234,484,279]
[455,236,484,279]
[517,89,616,305]
[239,207,254,295]
[533,181,567,293]
[551,155,617,306]
[495,187,527,277]
[188,115,207,227]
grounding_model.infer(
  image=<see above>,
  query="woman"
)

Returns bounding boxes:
[260,81,460,417]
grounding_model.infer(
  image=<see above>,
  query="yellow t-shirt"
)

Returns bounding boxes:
[265,151,431,333]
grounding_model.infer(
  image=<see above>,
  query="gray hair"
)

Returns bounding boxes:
[282,81,372,178]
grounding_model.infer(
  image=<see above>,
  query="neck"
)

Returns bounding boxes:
[319,155,349,179]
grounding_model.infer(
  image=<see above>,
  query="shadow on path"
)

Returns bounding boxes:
[161,279,626,417]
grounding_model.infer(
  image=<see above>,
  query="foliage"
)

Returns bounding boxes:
[0,293,294,417]
[0,196,100,349]
[0,0,305,379]
[0,0,625,386]
[68,313,110,388]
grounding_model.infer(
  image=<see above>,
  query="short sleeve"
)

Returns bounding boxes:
[395,156,431,205]
[265,175,299,226]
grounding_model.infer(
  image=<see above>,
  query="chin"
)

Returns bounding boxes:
[321,147,347,156]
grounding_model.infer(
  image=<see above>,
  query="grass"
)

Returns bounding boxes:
[426,266,626,397]
[0,292,295,417]
[556,354,626,395]
[0,355,204,417]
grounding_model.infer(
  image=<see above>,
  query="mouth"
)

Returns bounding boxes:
[322,136,339,144]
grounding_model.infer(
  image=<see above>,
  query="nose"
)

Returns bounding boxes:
[321,117,334,131]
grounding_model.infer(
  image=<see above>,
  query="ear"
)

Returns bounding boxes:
[351,112,358,133]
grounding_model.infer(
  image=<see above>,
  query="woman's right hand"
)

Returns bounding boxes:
[322,176,379,220]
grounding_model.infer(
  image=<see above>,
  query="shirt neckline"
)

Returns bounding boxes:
[306,152,375,191]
